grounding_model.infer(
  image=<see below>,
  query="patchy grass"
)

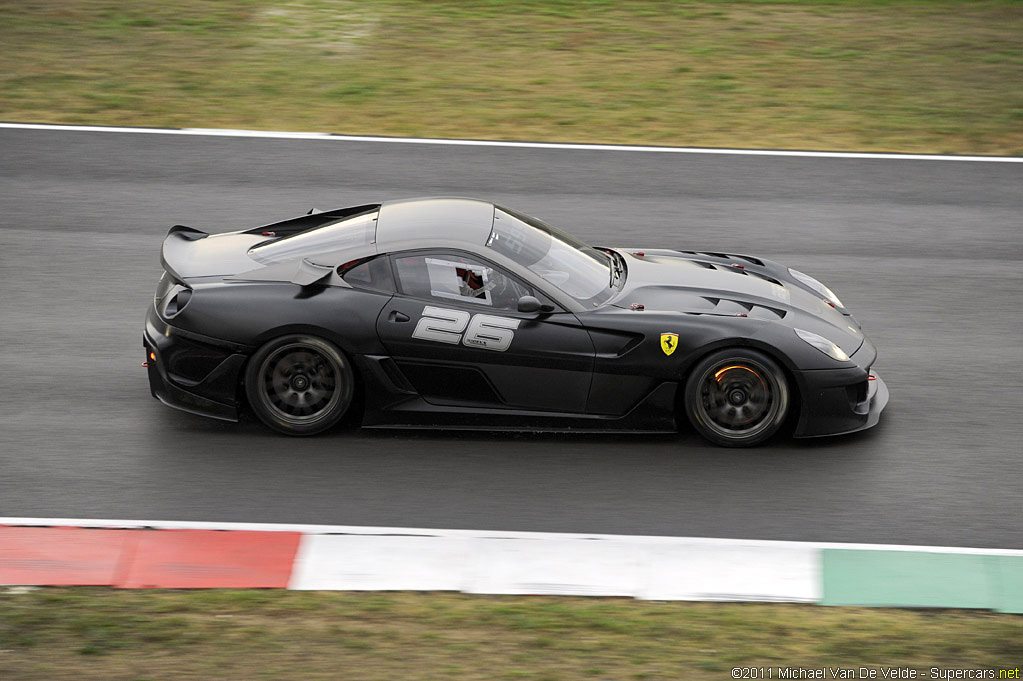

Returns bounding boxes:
[0,1,1022,154]
[1,588,1022,679]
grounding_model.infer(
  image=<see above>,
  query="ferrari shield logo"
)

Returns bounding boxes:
[660,332,679,356]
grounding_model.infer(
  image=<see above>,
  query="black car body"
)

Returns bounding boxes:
[145,197,888,446]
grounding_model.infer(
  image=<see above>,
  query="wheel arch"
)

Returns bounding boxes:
[249,324,358,355]
[674,337,803,432]
[238,326,366,425]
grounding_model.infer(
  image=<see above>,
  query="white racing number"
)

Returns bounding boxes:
[412,306,520,352]
[462,314,519,352]
[412,306,470,345]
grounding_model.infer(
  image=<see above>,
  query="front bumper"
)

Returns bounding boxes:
[144,306,246,422]
[791,341,890,438]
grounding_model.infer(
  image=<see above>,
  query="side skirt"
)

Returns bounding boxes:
[361,375,680,434]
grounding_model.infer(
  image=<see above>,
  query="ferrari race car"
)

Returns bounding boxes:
[145,197,888,447]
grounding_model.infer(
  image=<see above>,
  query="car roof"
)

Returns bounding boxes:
[375,197,496,250]
[235,196,590,313]
[247,197,500,270]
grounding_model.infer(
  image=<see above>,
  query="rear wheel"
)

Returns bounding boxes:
[244,335,354,436]
[683,348,790,447]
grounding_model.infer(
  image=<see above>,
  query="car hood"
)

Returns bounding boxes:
[610,249,864,354]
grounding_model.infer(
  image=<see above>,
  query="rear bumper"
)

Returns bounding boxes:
[144,306,245,422]
[791,338,890,438]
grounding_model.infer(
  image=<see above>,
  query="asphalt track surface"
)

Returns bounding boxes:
[1,127,1021,548]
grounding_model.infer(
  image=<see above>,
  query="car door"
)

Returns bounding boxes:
[376,250,594,413]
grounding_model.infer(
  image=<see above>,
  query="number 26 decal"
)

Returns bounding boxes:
[412,306,520,352]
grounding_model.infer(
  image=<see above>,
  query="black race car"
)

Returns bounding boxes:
[145,197,888,446]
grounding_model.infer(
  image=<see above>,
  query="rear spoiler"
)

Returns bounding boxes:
[167,224,209,241]
[161,221,344,288]
[159,203,379,285]
[160,225,209,283]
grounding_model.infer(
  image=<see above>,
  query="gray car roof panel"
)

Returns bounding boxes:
[375,198,495,249]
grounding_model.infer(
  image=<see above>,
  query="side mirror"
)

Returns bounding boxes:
[517,295,541,313]
[517,295,555,313]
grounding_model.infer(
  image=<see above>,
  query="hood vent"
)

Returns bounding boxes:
[676,250,765,267]
[684,258,783,286]
[732,254,765,266]
[745,270,783,286]
[700,296,787,320]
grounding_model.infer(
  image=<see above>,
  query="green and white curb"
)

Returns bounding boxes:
[822,549,1023,612]
[1,518,1020,613]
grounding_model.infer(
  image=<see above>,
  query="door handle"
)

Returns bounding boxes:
[388,310,410,323]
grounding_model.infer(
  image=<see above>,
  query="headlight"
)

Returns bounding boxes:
[795,328,849,361]
[789,268,843,308]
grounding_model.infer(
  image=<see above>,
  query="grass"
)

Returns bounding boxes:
[1,588,1022,679]
[0,1,1021,154]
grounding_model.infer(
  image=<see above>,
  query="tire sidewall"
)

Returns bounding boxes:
[683,348,791,447]
[244,335,354,436]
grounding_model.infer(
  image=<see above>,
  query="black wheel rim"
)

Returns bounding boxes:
[257,343,343,425]
[696,359,781,440]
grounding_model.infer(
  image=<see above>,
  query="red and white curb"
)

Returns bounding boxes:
[1,519,1020,612]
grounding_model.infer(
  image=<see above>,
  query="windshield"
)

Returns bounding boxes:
[487,208,616,306]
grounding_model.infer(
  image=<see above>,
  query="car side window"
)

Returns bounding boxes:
[393,253,529,311]
[341,256,395,293]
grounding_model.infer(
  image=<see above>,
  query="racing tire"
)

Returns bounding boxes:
[244,335,355,436]
[683,348,791,448]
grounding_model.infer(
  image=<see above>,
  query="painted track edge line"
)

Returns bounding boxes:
[2,518,1021,556]
[0,122,1019,162]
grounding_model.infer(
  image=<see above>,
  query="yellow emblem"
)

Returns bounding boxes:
[660,332,679,356]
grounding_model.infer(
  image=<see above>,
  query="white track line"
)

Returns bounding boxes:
[1,122,1019,163]
[2,518,1022,556]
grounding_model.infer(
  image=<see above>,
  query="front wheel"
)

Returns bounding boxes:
[683,348,791,447]
[244,335,355,436]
